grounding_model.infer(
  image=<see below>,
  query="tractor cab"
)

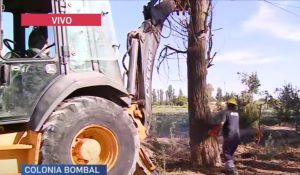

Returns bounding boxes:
[0,0,123,127]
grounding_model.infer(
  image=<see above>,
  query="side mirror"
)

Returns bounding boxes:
[0,64,10,86]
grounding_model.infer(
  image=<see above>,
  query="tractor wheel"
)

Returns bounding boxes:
[40,96,139,175]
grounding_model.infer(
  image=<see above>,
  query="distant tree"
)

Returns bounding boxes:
[223,92,230,101]
[238,72,260,94]
[215,87,223,111]
[157,89,160,104]
[179,89,184,97]
[174,95,188,106]
[171,88,176,104]
[223,92,238,101]
[166,85,176,105]
[165,90,169,105]
[174,88,187,106]
[152,89,157,105]
[266,84,300,125]
[236,72,261,128]
[237,72,261,107]
[159,89,164,105]
[206,83,215,102]
[215,87,223,101]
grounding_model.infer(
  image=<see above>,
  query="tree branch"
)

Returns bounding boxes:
[206,0,216,68]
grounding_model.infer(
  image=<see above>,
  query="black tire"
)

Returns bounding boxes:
[40,96,139,175]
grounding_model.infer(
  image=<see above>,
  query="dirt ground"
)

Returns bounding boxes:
[144,125,300,175]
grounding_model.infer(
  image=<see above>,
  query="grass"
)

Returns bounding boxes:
[150,106,189,138]
[152,105,188,116]
[150,105,281,138]
[152,102,222,116]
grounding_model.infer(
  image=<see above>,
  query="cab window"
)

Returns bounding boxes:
[25,26,56,58]
[1,0,56,59]
[65,0,122,82]
[1,12,13,57]
[65,0,120,69]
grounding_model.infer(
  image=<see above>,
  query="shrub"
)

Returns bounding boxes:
[261,117,278,126]
[151,138,167,172]
[174,96,188,106]
[239,103,260,128]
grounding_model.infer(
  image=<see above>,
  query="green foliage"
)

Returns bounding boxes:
[231,72,262,128]
[215,87,224,112]
[169,121,176,141]
[178,89,184,97]
[174,95,187,106]
[238,91,253,106]
[152,87,187,106]
[215,101,224,112]
[223,92,238,102]
[237,72,261,94]
[265,84,300,124]
[296,117,300,132]
[166,85,176,105]
[239,103,260,128]
[265,134,275,157]
[152,89,158,105]
[236,72,261,108]
[264,134,288,159]
[152,105,188,115]
[260,116,278,126]
[159,89,164,105]
[151,138,167,172]
[215,87,223,101]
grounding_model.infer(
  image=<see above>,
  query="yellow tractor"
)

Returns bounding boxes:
[0,0,185,174]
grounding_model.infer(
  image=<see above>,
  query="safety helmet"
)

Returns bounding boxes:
[227,98,237,106]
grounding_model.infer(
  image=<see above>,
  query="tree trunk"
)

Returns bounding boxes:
[187,0,220,167]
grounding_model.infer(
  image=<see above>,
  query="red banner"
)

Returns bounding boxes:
[21,14,102,26]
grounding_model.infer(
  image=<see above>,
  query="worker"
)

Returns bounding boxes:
[221,97,240,175]
[27,27,50,58]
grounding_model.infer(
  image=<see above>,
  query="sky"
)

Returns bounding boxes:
[110,0,300,98]
[2,0,299,98]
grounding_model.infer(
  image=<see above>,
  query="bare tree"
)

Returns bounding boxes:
[156,0,220,167]
[187,0,220,167]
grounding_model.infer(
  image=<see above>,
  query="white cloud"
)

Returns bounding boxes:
[215,50,278,65]
[243,3,300,41]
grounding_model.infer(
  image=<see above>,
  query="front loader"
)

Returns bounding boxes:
[0,0,187,174]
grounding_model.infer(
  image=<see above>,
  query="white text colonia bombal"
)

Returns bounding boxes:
[24,166,101,174]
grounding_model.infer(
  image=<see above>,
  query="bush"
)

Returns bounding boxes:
[261,117,278,126]
[174,96,188,106]
[151,138,168,172]
[239,103,260,128]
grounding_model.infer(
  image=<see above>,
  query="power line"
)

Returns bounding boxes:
[268,2,300,9]
[218,0,300,17]
[262,0,300,18]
